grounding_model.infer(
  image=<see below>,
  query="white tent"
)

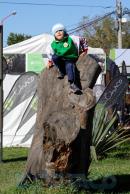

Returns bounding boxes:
[3,33,55,73]
[3,73,38,147]
[3,33,54,54]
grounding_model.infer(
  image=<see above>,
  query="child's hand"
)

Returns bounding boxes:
[79,51,87,58]
[79,49,88,58]
[47,60,54,69]
[80,52,86,57]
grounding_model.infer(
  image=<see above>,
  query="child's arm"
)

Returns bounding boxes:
[79,37,88,55]
[45,44,54,68]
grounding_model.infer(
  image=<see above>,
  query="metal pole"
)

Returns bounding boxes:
[0,11,16,25]
[116,0,122,48]
[0,12,17,162]
[0,24,3,162]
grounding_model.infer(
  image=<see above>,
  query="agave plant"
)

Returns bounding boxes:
[90,103,130,161]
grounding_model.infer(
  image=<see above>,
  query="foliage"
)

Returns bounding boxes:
[122,20,130,48]
[91,104,130,161]
[78,15,130,48]
[7,33,32,45]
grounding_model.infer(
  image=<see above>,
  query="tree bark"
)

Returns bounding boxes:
[24,54,101,184]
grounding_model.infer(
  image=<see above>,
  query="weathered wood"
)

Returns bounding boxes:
[24,54,101,184]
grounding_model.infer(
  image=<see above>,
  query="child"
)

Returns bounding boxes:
[46,23,88,93]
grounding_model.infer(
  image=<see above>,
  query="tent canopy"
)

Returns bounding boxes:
[3,33,105,55]
[3,33,54,54]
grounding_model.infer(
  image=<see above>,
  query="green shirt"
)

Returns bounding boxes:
[51,36,78,59]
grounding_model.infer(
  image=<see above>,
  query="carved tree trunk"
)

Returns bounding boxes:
[24,54,101,184]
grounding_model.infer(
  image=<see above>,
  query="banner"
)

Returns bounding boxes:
[26,53,46,73]
[97,75,128,108]
[4,71,38,116]
[3,72,38,147]
[93,84,105,102]
[11,92,38,145]
[20,125,35,144]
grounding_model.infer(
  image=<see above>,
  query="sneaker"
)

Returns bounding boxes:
[70,83,81,94]
[57,71,64,79]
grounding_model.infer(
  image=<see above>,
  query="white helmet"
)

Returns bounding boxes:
[52,23,66,35]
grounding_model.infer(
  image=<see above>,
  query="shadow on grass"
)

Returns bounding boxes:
[18,173,130,194]
[74,174,130,193]
[3,156,27,163]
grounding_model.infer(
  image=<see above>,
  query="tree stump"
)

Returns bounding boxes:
[23,54,101,184]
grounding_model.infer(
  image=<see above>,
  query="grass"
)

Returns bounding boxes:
[0,142,130,194]
[0,147,28,194]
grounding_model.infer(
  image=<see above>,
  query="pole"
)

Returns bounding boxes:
[0,12,16,162]
[116,0,122,48]
[0,11,16,25]
[0,24,3,162]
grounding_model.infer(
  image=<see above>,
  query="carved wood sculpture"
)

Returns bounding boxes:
[22,54,101,185]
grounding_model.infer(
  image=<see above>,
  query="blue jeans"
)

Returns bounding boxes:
[52,54,77,83]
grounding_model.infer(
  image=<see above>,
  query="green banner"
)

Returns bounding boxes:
[26,53,46,73]
[109,49,115,61]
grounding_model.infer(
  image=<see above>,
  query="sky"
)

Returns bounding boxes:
[0,0,130,47]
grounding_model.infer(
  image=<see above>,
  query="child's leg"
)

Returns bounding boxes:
[65,60,81,93]
[65,60,75,83]
[52,54,65,77]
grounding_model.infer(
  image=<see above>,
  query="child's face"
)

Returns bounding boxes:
[55,30,64,40]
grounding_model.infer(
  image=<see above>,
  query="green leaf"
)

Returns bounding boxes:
[91,103,130,161]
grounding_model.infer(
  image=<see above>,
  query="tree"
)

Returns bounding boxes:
[20,54,101,185]
[122,20,130,48]
[7,32,32,45]
[78,15,130,48]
